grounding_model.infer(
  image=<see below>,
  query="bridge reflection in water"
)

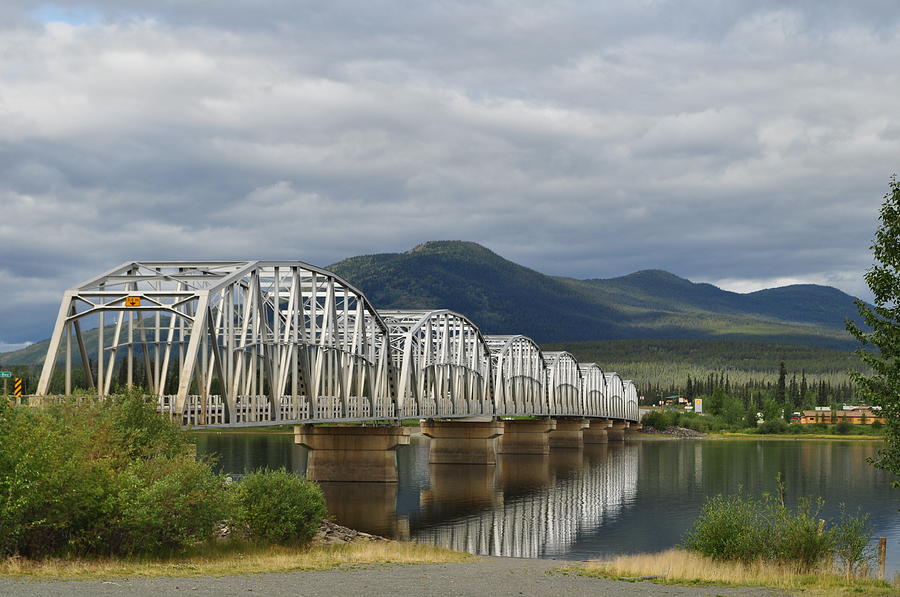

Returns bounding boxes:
[316,436,639,558]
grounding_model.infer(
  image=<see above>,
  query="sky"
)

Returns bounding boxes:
[1,1,899,350]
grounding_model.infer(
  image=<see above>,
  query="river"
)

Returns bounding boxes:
[193,432,900,574]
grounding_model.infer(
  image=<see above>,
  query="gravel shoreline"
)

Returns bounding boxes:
[0,555,788,596]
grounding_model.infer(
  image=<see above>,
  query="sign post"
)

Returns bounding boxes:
[0,371,10,397]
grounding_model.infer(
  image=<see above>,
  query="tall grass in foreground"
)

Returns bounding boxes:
[0,541,470,579]
[582,549,897,595]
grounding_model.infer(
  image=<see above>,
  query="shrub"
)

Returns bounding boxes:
[870,420,883,432]
[642,409,679,430]
[230,468,326,544]
[758,419,788,434]
[833,506,874,579]
[0,393,227,558]
[770,497,834,572]
[683,493,768,563]
[683,482,874,575]
[108,457,227,555]
[835,421,853,435]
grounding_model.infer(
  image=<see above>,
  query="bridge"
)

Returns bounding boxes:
[35,260,641,481]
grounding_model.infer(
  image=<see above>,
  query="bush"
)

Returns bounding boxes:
[871,420,883,432]
[758,419,788,434]
[771,497,834,571]
[108,457,227,555]
[683,482,873,574]
[833,506,874,579]
[642,409,678,430]
[230,468,326,544]
[0,391,227,558]
[835,421,853,435]
[683,493,769,563]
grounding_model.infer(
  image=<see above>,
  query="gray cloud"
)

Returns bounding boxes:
[1,1,899,342]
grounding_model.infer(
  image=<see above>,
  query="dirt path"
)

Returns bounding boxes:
[0,556,788,596]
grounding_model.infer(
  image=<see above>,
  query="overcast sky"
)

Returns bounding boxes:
[1,1,899,349]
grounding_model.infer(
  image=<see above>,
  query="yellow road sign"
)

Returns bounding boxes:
[14,378,23,398]
[125,296,141,307]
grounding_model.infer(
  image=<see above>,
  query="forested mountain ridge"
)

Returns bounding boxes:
[329,240,862,347]
[0,240,865,367]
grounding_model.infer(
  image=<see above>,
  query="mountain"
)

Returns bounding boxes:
[329,241,862,347]
[0,241,863,367]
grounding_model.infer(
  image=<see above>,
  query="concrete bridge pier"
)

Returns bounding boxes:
[294,425,411,482]
[607,421,629,442]
[497,419,556,455]
[421,419,504,464]
[549,418,589,449]
[583,418,611,444]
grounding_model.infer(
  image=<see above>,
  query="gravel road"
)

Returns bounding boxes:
[0,556,788,597]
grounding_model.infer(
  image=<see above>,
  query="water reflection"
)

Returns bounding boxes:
[192,433,900,573]
[318,483,407,538]
[410,441,639,558]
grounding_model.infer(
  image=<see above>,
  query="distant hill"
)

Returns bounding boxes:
[0,240,864,367]
[329,240,862,347]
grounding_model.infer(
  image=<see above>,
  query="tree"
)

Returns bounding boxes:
[762,398,782,424]
[721,394,745,427]
[776,361,788,419]
[708,386,725,416]
[847,175,900,480]
[800,370,809,407]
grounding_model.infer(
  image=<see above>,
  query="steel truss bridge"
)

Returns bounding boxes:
[36,260,639,427]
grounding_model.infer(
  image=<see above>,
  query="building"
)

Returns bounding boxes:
[796,406,885,425]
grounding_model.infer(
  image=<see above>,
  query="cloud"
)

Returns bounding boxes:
[0,2,898,342]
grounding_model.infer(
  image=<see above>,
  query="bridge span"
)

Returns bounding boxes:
[35,260,641,480]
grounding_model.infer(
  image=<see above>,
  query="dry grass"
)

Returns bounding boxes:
[714,432,883,441]
[0,541,471,580]
[579,549,897,596]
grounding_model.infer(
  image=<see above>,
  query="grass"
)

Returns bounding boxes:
[0,541,471,580]
[577,549,897,595]
[712,432,884,441]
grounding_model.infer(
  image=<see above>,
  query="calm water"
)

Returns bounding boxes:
[193,433,900,572]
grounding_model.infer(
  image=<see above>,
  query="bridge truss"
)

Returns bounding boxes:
[37,261,640,426]
[544,351,583,416]
[36,261,394,425]
[579,363,608,417]
[485,335,545,416]
[382,310,492,418]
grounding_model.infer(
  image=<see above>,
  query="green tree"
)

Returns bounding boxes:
[720,394,746,427]
[847,175,900,480]
[776,361,788,420]
[708,386,725,416]
[799,371,809,408]
[762,398,782,424]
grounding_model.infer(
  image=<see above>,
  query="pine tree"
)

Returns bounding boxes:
[775,361,787,413]
[847,175,900,479]
[817,380,828,407]
[799,370,808,407]
[789,374,798,409]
